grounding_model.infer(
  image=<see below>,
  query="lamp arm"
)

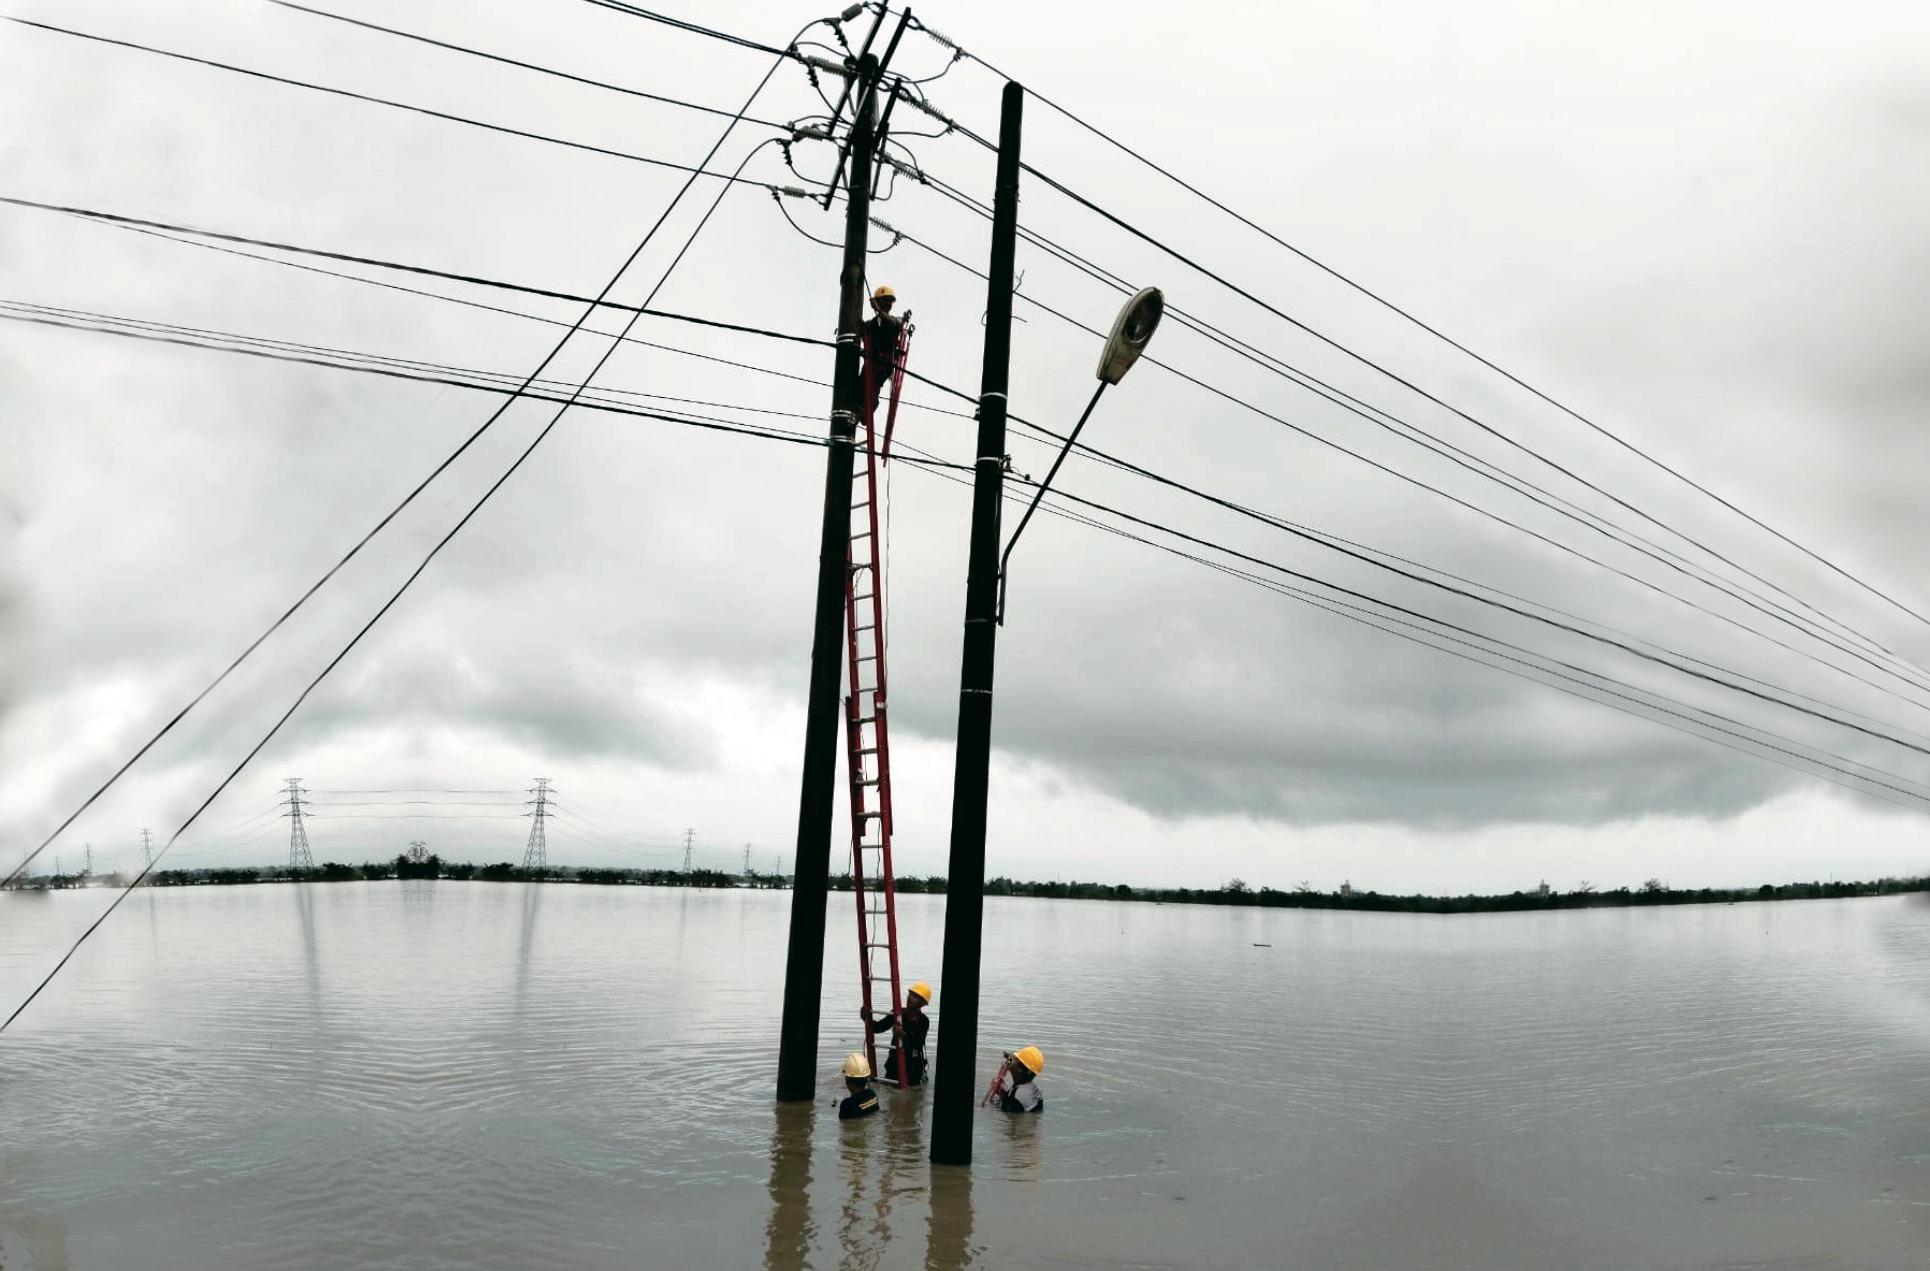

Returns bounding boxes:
[996,380,1108,625]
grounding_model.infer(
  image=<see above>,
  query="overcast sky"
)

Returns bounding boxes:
[3,0,1930,892]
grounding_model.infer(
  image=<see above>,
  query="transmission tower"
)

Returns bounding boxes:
[682,827,696,874]
[743,843,752,877]
[406,840,430,865]
[141,827,153,870]
[522,778,552,869]
[283,778,314,870]
[83,844,93,878]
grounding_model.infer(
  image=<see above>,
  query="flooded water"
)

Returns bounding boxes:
[1,883,1927,1269]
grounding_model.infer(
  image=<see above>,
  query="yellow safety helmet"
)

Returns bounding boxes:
[871,285,895,301]
[1014,1045,1045,1075]
[908,981,933,1005]
[842,1051,872,1079]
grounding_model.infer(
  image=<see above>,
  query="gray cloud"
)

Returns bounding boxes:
[5,0,1930,887]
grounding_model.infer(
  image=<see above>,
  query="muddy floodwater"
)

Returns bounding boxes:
[1,883,1927,1269]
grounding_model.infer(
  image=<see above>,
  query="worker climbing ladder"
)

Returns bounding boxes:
[843,314,913,1087]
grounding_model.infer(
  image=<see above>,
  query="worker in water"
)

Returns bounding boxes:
[861,284,902,414]
[837,1051,880,1120]
[993,1045,1046,1114]
[863,981,931,1086]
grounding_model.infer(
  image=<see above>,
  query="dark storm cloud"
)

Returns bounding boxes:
[5,0,1930,880]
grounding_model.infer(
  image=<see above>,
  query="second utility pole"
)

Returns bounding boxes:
[930,80,1025,1167]
[776,52,882,1104]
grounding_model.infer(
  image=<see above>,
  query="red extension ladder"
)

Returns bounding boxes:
[845,318,912,1086]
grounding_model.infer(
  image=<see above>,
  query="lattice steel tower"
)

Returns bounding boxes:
[283,778,314,870]
[682,828,696,874]
[522,778,552,869]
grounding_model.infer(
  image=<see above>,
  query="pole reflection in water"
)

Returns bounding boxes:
[764,1102,816,1269]
[837,1101,878,1267]
[512,882,543,1025]
[924,1159,976,1271]
[295,883,323,1025]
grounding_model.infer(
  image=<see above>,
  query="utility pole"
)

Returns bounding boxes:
[930,81,1025,1167]
[283,779,314,870]
[523,778,552,870]
[141,827,153,870]
[778,48,887,1105]
[682,828,697,874]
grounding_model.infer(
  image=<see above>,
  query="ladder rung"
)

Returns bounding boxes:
[854,624,876,633]
[857,654,877,662]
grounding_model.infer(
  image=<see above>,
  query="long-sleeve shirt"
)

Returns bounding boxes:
[867,1006,928,1055]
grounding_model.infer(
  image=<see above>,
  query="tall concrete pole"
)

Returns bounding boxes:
[777,53,882,1103]
[930,81,1024,1166]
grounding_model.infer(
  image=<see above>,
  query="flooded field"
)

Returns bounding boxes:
[1,883,1927,1268]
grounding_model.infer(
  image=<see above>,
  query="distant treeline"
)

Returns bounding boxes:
[11,857,1927,914]
[970,873,1930,914]
[132,855,770,889]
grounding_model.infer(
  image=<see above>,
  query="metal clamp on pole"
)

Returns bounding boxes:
[994,286,1163,625]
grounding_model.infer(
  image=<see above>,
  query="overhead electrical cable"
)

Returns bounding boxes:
[925,118,1930,667]
[924,23,1930,638]
[0,20,819,1001]
[264,1,793,130]
[0,304,975,476]
[880,220,1930,714]
[883,444,1930,809]
[19,292,1920,753]
[0,197,832,351]
[3,18,793,186]
[895,160,1930,696]
[1,195,975,422]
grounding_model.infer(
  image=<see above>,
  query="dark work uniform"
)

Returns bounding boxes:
[861,313,902,415]
[998,1073,1044,1114]
[838,1086,880,1120]
[867,1006,929,1086]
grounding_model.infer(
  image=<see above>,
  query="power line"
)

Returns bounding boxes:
[3,195,977,424]
[3,19,792,187]
[0,29,807,1021]
[931,26,1930,637]
[927,121,1930,660]
[896,454,1930,810]
[266,2,795,131]
[893,159,1930,700]
[20,291,1923,758]
[883,224,1930,724]
[0,196,829,350]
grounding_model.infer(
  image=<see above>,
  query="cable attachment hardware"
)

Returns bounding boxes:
[798,52,857,78]
[915,19,962,54]
[903,93,960,134]
[879,154,929,185]
[770,185,815,200]
[791,123,835,143]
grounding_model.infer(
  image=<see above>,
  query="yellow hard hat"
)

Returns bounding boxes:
[908,982,933,1004]
[872,285,895,301]
[842,1051,872,1079]
[1014,1045,1045,1075]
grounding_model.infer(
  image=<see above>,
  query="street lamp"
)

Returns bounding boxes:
[997,286,1164,623]
[929,275,1163,1167]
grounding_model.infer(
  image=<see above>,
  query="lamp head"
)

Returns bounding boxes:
[1096,286,1164,385]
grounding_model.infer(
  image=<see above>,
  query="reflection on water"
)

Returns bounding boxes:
[924,1161,975,1271]
[764,1102,815,1269]
[0,885,1925,1269]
